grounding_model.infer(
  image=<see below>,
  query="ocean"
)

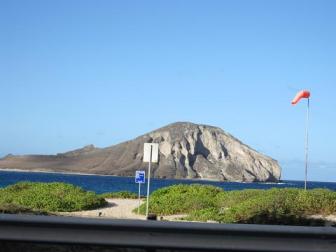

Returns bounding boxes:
[0,170,335,195]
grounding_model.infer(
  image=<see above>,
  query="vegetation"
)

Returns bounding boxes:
[0,203,50,215]
[2,182,335,226]
[100,191,138,199]
[135,184,336,225]
[135,184,224,215]
[0,182,107,213]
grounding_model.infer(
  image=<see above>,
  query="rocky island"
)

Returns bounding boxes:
[0,122,281,182]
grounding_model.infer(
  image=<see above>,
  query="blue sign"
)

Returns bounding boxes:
[135,170,145,183]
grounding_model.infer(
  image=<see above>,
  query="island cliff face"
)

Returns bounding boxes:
[0,122,281,182]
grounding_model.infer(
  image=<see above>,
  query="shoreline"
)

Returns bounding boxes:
[0,168,287,184]
[0,168,334,184]
[0,168,119,177]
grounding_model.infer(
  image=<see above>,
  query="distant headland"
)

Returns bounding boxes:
[0,122,281,182]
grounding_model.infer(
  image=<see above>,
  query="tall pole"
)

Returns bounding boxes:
[146,145,152,217]
[304,98,310,190]
[138,182,141,215]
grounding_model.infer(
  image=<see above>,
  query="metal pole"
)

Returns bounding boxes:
[304,98,310,190]
[138,182,141,215]
[146,146,152,217]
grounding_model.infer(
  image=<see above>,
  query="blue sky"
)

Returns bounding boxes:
[1,0,335,181]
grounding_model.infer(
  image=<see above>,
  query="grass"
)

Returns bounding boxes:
[135,184,336,225]
[0,182,107,213]
[100,191,138,199]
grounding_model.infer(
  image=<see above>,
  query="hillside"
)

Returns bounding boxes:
[0,122,281,182]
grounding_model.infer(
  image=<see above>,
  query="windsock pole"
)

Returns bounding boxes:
[304,98,310,190]
[291,90,311,190]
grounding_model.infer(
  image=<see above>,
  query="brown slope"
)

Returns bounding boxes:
[0,122,281,182]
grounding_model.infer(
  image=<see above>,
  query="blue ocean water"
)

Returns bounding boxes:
[0,170,335,195]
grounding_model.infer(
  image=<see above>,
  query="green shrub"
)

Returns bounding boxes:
[216,188,336,225]
[0,182,107,212]
[215,189,264,209]
[296,188,336,215]
[100,191,138,199]
[134,184,336,226]
[136,184,224,215]
[0,203,50,215]
[186,207,221,222]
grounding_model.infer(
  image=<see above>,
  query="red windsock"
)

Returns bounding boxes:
[291,90,310,105]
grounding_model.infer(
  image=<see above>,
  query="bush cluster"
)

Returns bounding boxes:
[0,182,107,212]
[135,184,336,225]
[212,188,336,225]
[0,203,50,215]
[136,184,224,215]
[100,191,138,199]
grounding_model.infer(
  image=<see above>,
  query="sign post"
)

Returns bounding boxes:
[143,143,159,218]
[135,170,145,214]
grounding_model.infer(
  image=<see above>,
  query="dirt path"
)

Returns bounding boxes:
[59,199,187,221]
[60,199,146,219]
[309,214,336,224]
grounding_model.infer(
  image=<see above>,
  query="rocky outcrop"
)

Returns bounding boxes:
[0,122,281,182]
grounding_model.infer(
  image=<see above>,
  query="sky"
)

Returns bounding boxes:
[1,0,336,181]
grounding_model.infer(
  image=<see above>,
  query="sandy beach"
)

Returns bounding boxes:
[60,199,145,219]
[59,198,187,221]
